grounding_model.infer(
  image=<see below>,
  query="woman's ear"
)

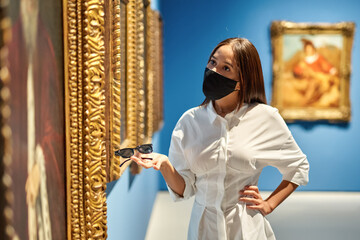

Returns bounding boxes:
[235,81,241,90]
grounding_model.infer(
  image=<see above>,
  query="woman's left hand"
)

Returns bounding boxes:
[130,152,169,171]
[239,185,273,216]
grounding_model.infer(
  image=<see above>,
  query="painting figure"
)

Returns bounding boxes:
[22,0,52,239]
[8,0,66,239]
[282,37,341,108]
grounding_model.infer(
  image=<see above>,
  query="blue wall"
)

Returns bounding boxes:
[158,0,360,191]
[107,133,160,240]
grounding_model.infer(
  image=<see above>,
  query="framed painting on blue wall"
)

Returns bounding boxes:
[6,0,67,239]
[270,21,355,122]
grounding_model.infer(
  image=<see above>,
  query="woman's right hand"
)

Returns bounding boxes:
[130,151,169,171]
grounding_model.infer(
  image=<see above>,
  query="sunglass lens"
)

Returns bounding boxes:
[119,149,134,158]
[138,144,153,154]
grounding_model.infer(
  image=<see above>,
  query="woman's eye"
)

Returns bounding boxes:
[224,66,230,72]
[210,59,216,65]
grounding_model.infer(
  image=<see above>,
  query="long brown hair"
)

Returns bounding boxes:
[201,38,267,108]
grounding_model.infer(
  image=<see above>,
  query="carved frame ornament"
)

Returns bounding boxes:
[270,21,355,122]
[64,0,107,238]
[0,1,18,239]
[64,0,163,238]
[147,9,163,135]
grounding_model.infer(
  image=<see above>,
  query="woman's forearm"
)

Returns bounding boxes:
[160,160,186,197]
[265,180,298,212]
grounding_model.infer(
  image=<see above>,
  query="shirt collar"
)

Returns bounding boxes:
[207,101,249,124]
[207,101,218,123]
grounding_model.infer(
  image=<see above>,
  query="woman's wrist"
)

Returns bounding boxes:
[264,199,276,214]
[264,180,298,214]
[158,155,171,172]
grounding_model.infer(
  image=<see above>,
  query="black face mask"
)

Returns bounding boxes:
[202,68,238,100]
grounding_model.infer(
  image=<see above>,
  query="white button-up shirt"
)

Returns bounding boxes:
[168,102,309,240]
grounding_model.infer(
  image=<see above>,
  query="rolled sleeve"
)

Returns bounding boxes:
[256,135,309,186]
[167,124,196,201]
[255,108,309,186]
[278,135,309,186]
[167,169,195,201]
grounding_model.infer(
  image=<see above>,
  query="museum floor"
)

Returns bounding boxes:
[145,191,360,240]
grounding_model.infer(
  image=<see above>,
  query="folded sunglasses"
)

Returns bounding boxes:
[115,144,153,167]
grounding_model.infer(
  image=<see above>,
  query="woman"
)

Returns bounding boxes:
[131,38,309,240]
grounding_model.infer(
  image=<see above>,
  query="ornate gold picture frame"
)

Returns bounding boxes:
[271,21,355,122]
[64,0,163,238]
[145,8,163,139]
[148,10,164,134]
[64,0,108,238]
[107,0,130,182]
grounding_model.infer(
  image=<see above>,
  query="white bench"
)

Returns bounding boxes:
[266,192,360,240]
[146,192,360,240]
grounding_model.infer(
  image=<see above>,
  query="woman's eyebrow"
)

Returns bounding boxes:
[224,61,234,68]
[212,56,234,68]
